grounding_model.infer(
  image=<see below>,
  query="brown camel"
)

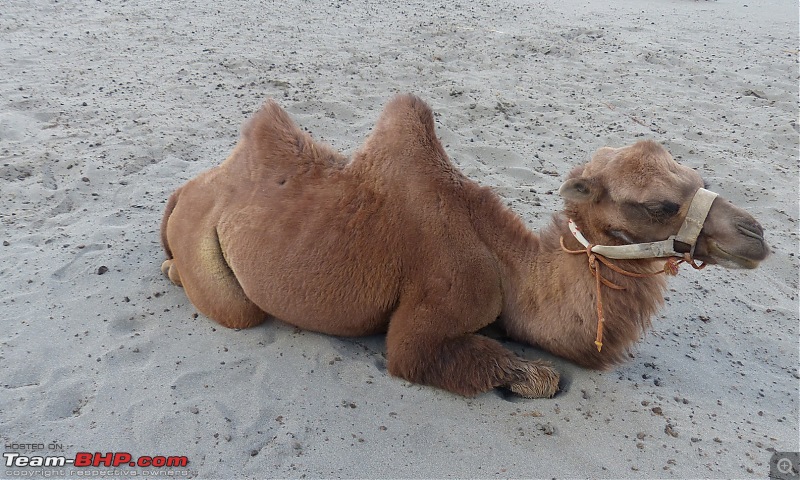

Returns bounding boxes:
[160,94,768,398]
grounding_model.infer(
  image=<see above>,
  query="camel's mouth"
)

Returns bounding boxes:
[694,219,769,269]
[700,240,766,270]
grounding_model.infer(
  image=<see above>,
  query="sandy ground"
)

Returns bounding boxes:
[1,0,798,478]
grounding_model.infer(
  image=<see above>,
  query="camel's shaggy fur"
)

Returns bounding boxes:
[160,94,768,398]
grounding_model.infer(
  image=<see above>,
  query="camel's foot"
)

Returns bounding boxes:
[161,259,182,287]
[504,360,560,398]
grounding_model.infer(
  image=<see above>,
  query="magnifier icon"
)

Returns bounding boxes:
[777,457,797,476]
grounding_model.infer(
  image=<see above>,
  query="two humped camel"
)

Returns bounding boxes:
[160,94,768,398]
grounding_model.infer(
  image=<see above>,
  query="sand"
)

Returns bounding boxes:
[1,0,798,478]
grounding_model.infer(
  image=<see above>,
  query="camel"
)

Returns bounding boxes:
[160,94,768,398]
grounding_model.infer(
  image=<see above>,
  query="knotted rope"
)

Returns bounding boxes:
[559,236,706,352]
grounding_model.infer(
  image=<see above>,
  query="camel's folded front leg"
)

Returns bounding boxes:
[385,302,560,398]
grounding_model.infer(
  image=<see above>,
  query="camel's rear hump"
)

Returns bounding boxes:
[238,100,347,175]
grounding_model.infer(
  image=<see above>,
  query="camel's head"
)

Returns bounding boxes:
[559,140,769,269]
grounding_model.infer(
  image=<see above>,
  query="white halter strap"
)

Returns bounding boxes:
[568,188,719,260]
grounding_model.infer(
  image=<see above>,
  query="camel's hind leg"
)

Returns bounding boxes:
[164,228,267,329]
[162,195,266,329]
[161,259,183,286]
[160,189,184,288]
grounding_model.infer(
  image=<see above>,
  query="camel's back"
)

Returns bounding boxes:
[214,96,497,335]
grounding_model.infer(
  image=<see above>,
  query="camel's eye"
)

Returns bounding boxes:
[643,201,680,221]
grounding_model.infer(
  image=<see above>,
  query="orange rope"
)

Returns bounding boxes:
[559,236,706,352]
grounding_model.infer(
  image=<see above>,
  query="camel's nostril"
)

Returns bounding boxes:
[736,221,764,240]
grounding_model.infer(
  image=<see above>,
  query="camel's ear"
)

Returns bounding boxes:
[559,178,602,203]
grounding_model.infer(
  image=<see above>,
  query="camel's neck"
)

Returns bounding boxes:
[469,188,669,369]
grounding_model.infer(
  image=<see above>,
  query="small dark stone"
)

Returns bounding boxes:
[536,422,555,436]
[97,266,109,275]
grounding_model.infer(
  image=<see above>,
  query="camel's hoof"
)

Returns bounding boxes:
[161,259,182,286]
[506,361,560,399]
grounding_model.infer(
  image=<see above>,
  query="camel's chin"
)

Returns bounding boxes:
[699,241,763,270]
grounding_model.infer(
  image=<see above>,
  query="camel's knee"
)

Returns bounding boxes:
[161,259,182,287]
[385,333,494,397]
